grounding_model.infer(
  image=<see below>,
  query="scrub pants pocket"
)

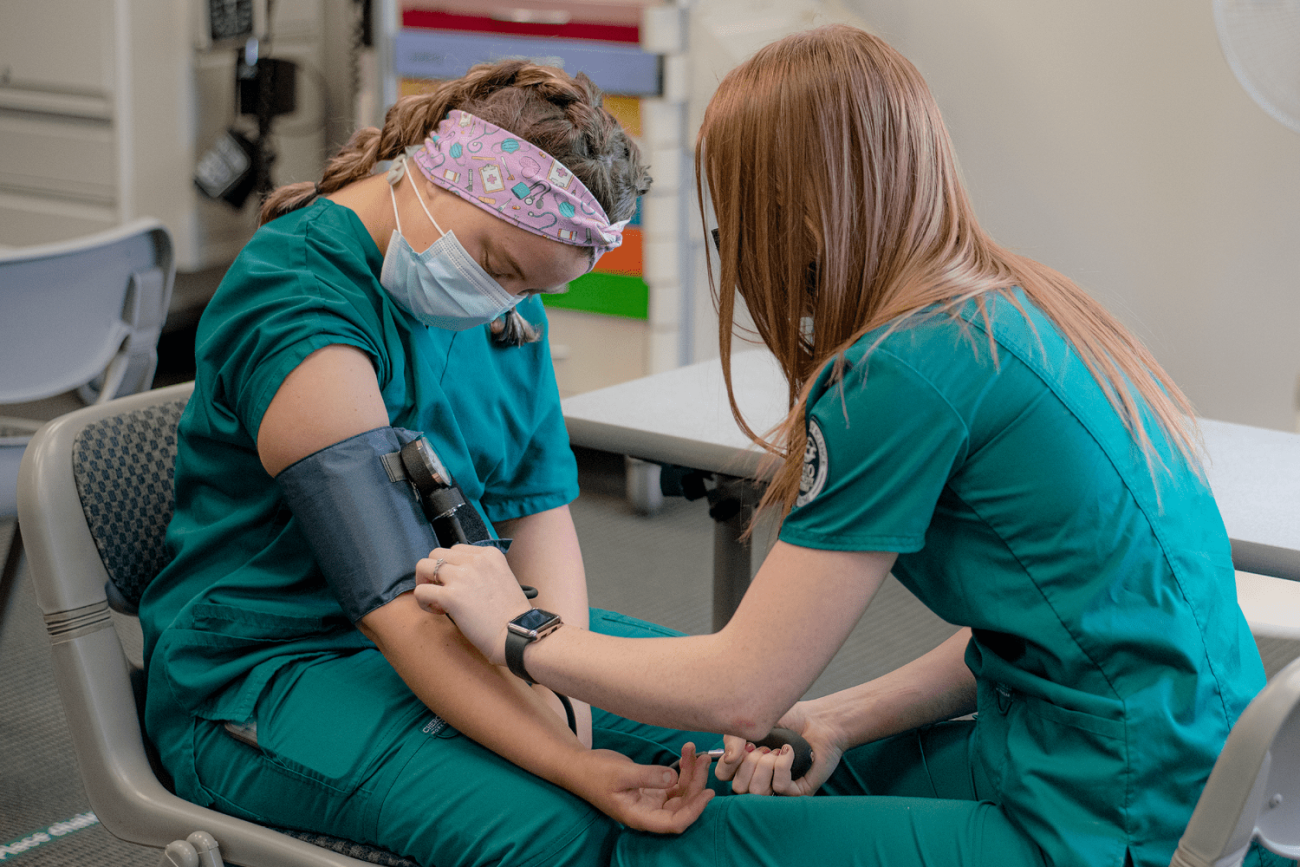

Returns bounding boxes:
[190,650,428,839]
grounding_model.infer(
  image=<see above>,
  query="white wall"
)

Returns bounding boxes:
[689,0,1300,432]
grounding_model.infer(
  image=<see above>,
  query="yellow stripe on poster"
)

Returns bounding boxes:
[602,95,641,137]
[400,78,440,98]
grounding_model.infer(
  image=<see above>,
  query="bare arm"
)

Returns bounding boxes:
[415,538,897,740]
[495,507,589,633]
[257,345,711,830]
[805,626,975,750]
[496,507,594,747]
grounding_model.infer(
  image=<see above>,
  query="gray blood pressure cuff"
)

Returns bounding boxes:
[277,426,503,623]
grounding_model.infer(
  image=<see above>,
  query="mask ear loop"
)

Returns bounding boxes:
[386,154,407,236]
[388,148,449,239]
[406,162,448,238]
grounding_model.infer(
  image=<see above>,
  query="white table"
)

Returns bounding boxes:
[563,351,786,629]
[563,351,1300,632]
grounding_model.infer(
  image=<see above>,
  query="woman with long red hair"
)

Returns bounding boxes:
[416,25,1280,867]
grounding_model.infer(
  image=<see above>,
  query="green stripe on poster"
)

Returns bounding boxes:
[542,272,649,320]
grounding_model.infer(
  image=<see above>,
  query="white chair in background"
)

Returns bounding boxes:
[1,218,174,629]
[1170,654,1300,866]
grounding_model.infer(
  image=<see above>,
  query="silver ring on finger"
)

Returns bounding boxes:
[432,557,446,583]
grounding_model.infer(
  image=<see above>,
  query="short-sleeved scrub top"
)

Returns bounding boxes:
[779,290,1264,867]
[139,198,579,794]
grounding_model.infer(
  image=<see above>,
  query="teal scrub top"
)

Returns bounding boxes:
[779,290,1264,867]
[140,198,578,755]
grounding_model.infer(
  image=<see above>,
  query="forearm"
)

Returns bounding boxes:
[521,546,899,739]
[421,541,896,740]
[497,506,589,629]
[361,594,589,791]
[804,628,976,749]
[524,627,772,738]
[496,506,593,743]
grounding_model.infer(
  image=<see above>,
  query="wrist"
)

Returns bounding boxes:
[529,737,597,793]
[801,694,856,752]
[554,743,610,799]
[489,624,511,667]
[563,746,674,811]
[505,608,563,682]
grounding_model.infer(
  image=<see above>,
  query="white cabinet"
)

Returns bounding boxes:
[0,0,330,274]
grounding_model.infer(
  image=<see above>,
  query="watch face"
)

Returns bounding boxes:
[515,608,556,631]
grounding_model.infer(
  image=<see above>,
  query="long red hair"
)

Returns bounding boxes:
[697,25,1199,520]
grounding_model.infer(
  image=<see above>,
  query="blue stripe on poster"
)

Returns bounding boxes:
[394,30,661,96]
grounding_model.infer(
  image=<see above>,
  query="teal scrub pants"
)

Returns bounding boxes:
[176,609,721,867]
[616,721,1046,867]
[616,722,1292,867]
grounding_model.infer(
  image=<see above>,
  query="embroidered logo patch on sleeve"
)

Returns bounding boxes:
[796,418,829,507]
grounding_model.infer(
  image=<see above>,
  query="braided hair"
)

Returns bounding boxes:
[260,60,650,345]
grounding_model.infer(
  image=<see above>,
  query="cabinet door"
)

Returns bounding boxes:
[0,0,115,102]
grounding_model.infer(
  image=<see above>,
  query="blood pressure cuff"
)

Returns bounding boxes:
[277,426,492,623]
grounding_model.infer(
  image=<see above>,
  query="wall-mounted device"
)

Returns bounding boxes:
[193,129,258,208]
[236,49,297,118]
[196,0,266,51]
[194,0,300,209]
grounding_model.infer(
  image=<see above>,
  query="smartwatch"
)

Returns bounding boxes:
[505,608,563,685]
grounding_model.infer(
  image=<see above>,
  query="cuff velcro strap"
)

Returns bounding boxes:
[277,427,437,623]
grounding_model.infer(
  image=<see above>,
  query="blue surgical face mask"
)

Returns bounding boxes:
[379,154,522,331]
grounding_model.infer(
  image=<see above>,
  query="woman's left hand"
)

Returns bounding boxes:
[577,742,715,834]
[413,544,530,665]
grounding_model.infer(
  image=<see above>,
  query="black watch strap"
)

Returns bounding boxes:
[505,622,577,735]
[505,630,535,684]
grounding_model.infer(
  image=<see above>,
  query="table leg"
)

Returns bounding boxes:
[711,476,762,631]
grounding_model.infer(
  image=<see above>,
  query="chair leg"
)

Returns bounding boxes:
[1,522,24,631]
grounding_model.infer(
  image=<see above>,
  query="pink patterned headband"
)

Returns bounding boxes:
[411,110,628,259]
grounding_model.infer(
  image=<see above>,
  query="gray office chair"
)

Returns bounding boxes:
[17,383,417,867]
[1,218,174,632]
[1170,654,1300,866]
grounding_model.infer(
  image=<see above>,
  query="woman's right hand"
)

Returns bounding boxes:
[572,743,715,834]
[714,702,845,797]
[414,544,531,665]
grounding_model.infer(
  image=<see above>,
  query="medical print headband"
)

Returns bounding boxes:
[410,110,629,260]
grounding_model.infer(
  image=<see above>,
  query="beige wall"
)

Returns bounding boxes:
[690,0,1300,431]
[850,0,1300,431]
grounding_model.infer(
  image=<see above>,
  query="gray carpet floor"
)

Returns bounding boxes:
[3,398,1298,865]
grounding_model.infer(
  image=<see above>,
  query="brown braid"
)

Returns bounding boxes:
[258,60,647,346]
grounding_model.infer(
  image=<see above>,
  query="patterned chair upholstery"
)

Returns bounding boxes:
[72,398,182,614]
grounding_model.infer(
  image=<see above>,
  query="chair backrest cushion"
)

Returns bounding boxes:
[71,397,186,610]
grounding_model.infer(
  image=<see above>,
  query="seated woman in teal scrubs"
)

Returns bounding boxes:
[415,26,1285,867]
[139,60,714,867]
